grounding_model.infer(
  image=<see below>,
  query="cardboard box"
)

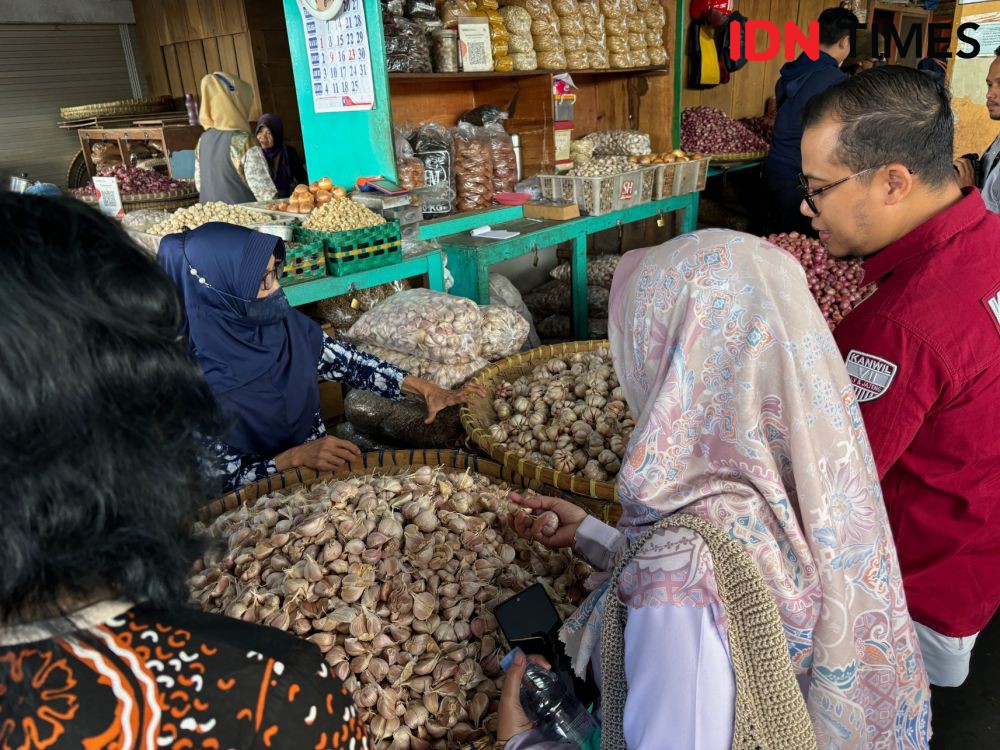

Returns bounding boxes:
[523,200,581,220]
[458,18,493,72]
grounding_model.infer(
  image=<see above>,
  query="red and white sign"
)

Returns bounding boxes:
[620,179,635,200]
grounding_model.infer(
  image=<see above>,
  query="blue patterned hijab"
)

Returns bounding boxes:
[159,223,322,457]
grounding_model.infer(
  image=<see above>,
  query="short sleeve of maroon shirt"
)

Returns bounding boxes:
[833,189,1000,638]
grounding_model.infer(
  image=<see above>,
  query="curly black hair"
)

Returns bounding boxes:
[0,193,220,623]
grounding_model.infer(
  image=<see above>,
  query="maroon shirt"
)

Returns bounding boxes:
[834,189,1000,637]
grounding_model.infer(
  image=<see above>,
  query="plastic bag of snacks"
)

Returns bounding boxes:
[494,55,515,71]
[609,51,632,68]
[485,123,518,193]
[566,50,590,68]
[452,123,494,211]
[412,123,455,193]
[479,304,531,359]
[500,5,531,34]
[509,34,534,53]
[550,253,620,287]
[316,280,412,330]
[512,51,539,69]
[589,48,611,68]
[647,45,667,65]
[631,46,650,67]
[347,289,483,364]
[581,129,651,156]
[606,34,629,54]
[441,0,474,27]
[384,16,432,72]
[394,127,427,190]
[357,343,489,387]
[600,0,625,20]
[537,49,568,68]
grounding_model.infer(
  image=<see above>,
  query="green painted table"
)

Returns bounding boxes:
[284,249,445,307]
[707,158,765,178]
[437,192,700,339]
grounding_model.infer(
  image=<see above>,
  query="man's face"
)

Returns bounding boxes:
[800,119,885,259]
[987,57,1000,120]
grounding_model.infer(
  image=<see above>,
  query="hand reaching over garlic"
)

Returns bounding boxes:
[487,348,635,482]
[190,466,593,750]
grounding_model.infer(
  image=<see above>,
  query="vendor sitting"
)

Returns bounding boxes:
[159,223,484,492]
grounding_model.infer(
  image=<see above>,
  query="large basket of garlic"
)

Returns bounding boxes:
[191,449,597,750]
[460,341,634,504]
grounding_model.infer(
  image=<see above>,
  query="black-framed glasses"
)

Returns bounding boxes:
[260,265,282,291]
[797,166,883,215]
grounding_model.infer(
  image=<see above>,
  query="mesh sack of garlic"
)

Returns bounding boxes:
[478,305,530,361]
[523,280,610,319]
[347,289,484,365]
[549,253,620,288]
[357,343,489,389]
[487,348,633,480]
[190,466,593,749]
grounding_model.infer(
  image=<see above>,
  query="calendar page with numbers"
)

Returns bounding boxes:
[297,0,376,113]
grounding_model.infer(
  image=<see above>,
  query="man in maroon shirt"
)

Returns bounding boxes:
[799,66,1000,688]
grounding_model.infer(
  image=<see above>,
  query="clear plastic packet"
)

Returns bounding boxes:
[588,48,610,69]
[599,0,625,20]
[347,289,483,364]
[357,343,489,387]
[512,50,539,69]
[647,45,667,66]
[605,17,627,36]
[489,272,541,348]
[480,304,530,359]
[537,48,568,68]
[411,122,455,194]
[559,15,585,36]
[383,16,432,71]
[627,14,646,34]
[644,4,665,28]
[485,123,518,193]
[460,105,509,127]
[500,6,532,34]
[631,46,650,66]
[395,126,427,190]
[441,0,474,27]
[452,123,494,211]
[580,129,651,156]
[406,0,438,19]
[533,30,564,51]
[606,33,629,53]
[610,51,632,68]
[644,29,661,47]
[566,50,590,68]
[509,34,535,53]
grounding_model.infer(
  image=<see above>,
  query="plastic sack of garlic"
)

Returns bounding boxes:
[549,253,620,289]
[487,348,633,481]
[190,467,593,749]
[358,342,489,389]
[479,305,530,361]
[347,289,484,365]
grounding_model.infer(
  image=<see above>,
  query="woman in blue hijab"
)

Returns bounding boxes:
[159,222,484,491]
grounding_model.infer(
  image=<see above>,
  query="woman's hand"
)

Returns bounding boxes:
[275,436,361,472]
[508,490,587,550]
[402,376,487,423]
[497,651,553,743]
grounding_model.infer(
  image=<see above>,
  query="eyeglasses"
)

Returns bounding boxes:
[260,265,283,291]
[797,166,884,215]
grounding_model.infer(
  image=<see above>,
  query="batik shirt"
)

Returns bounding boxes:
[0,600,370,750]
[214,335,407,492]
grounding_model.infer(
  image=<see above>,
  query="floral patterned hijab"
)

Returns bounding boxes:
[561,229,930,748]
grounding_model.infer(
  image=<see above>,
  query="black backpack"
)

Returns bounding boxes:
[717,11,749,73]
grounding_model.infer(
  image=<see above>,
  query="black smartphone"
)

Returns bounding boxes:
[494,583,562,645]
[494,584,599,708]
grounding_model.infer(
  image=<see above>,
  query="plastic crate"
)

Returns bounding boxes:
[673,157,712,195]
[294,221,402,278]
[653,162,678,199]
[538,170,647,216]
[638,165,658,203]
[280,239,326,287]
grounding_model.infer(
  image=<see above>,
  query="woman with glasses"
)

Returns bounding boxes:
[159,222,484,493]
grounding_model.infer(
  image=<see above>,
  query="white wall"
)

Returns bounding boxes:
[0,1,135,24]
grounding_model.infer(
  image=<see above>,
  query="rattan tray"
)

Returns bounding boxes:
[199,448,621,526]
[707,150,768,163]
[460,340,622,503]
[60,96,174,121]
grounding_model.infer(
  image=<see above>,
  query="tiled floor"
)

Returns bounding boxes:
[929,613,999,748]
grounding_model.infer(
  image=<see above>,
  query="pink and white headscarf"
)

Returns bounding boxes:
[561,229,929,748]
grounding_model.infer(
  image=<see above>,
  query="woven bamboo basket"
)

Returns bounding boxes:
[460,340,623,505]
[198,449,621,526]
[60,95,174,121]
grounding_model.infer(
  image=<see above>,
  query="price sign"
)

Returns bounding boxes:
[92,177,124,219]
[298,0,375,113]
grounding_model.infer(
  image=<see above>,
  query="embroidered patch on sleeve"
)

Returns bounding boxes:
[982,286,1000,337]
[845,350,898,403]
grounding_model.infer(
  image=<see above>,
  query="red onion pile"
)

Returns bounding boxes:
[681,106,769,155]
[738,115,775,145]
[764,232,875,330]
[76,165,191,196]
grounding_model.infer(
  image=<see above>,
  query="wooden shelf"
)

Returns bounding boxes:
[388,66,668,82]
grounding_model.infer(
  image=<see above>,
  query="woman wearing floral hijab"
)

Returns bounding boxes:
[499,229,930,749]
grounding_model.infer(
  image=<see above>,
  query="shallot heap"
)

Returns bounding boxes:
[681,106,769,155]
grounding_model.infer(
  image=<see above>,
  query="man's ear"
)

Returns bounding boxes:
[884,163,915,205]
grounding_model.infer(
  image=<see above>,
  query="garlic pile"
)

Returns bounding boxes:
[302,197,386,233]
[144,201,267,235]
[190,466,592,749]
[489,348,634,481]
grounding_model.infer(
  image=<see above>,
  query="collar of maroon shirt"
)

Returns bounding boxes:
[861,187,987,287]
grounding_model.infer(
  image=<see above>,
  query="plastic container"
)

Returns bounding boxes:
[257,224,294,241]
[653,162,677,199]
[672,156,711,195]
[432,29,460,72]
[500,649,599,747]
[538,169,648,215]
[554,95,576,121]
